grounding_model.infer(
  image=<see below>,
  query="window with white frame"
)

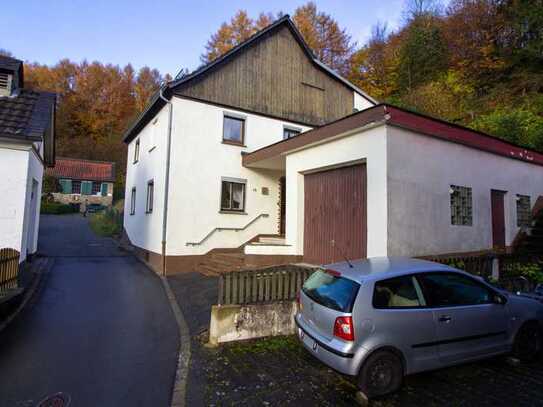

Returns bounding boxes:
[134,139,140,163]
[221,178,246,212]
[130,187,136,215]
[450,185,472,226]
[146,180,154,213]
[516,195,531,227]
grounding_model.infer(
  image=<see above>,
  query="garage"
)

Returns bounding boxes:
[303,164,367,264]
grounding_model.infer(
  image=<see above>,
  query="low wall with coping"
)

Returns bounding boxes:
[209,301,298,345]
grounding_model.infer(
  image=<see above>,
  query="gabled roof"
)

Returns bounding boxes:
[243,103,543,168]
[123,15,376,143]
[46,157,116,182]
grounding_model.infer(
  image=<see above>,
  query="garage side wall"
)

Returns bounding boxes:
[386,125,543,256]
[285,125,388,258]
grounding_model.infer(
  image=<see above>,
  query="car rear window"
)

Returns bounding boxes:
[302,269,360,312]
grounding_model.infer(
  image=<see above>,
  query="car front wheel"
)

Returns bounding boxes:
[513,322,542,361]
[357,350,403,398]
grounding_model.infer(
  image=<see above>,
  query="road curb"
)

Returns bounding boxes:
[0,256,53,334]
[160,275,191,407]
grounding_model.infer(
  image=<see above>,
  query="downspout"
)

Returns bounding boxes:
[159,85,173,276]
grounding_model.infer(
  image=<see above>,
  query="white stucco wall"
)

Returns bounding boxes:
[386,126,543,256]
[0,143,43,262]
[354,92,375,111]
[124,97,313,256]
[284,125,389,258]
[124,103,170,254]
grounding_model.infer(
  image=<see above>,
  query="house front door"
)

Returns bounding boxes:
[491,190,506,249]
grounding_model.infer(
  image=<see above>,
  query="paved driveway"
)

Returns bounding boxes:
[0,215,179,407]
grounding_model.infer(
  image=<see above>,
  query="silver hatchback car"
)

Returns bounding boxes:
[295,257,543,398]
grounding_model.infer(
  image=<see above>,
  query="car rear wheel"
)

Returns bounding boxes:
[513,322,542,361]
[357,350,403,398]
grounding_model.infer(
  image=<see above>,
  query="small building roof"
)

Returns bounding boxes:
[242,103,543,168]
[46,157,116,182]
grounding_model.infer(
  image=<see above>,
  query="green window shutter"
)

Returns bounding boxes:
[81,181,92,195]
[100,183,108,196]
[60,179,72,194]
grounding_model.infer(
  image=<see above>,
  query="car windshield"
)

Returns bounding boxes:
[302,269,360,312]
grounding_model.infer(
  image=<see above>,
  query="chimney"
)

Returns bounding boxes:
[0,56,24,97]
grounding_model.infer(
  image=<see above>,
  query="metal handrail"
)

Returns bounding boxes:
[185,213,269,246]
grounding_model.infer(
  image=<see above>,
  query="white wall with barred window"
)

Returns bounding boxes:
[386,125,543,256]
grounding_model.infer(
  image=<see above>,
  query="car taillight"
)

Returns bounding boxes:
[334,316,354,341]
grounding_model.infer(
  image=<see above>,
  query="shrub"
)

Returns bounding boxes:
[89,208,123,237]
[41,202,79,215]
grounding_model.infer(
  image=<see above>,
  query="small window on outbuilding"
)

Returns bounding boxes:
[130,187,136,215]
[221,178,246,212]
[223,115,245,145]
[146,180,154,214]
[516,195,531,227]
[450,185,472,226]
[59,179,72,194]
[81,181,93,195]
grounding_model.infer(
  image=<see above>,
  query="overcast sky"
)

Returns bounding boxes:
[2,0,412,77]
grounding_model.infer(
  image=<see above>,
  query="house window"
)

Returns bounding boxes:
[516,195,531,227]
[450,185,472,226]
[72,180,81,194]
[0,73,10,90]
[283,127,301,139]
[221,179,246,212]
[91,182,101,195]
[130,187,136,215]
[81,181,93,195]
[59,179,72,194]
[146,180,154,213]
[134,139,140,163]
[223,115,245,145]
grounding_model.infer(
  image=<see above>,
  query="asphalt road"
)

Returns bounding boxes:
[0,214,179,407]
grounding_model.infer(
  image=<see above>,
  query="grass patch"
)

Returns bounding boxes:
[89,208,122,237]
[226,335,300,355]
[40,202,79,215]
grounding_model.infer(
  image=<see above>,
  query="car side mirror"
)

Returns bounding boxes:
[493,293,508,305]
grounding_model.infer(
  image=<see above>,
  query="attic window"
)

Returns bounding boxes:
[0,73,10,91]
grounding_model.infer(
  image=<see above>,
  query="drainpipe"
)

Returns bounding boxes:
[159,84,173,276]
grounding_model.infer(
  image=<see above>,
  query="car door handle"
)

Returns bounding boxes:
[438,315,452,323]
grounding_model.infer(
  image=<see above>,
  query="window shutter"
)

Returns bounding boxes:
[100,183,108,197]
[60,179,72,194]
[81,181,92,195]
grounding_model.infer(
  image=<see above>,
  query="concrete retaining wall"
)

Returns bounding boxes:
[209,301,297,345]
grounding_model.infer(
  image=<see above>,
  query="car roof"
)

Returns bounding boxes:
[324,257,459,284]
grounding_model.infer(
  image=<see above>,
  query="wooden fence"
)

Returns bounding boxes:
[0,248,20,293]
[218,265,315,305]
[423,254,495,280]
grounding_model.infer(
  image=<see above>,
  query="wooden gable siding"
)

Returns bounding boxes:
[175,25,354,126]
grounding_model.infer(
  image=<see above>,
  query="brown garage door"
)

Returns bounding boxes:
[304,164,367,264]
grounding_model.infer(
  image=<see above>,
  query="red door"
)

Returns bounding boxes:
[303,164,367,264]
[491,190,506,249]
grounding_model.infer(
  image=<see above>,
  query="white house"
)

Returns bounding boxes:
[123,16,543,275]
[0,56,56,263]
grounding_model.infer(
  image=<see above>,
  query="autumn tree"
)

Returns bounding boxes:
[292,2,355,75]
[397,15,448,92]
[348,23,400,99]
[201,3,355,75]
